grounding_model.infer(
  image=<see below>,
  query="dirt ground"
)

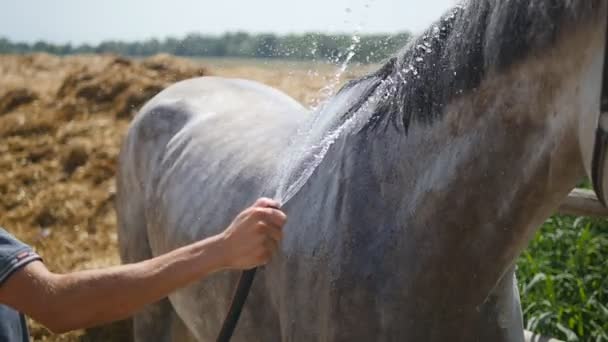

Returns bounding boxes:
[0,53,369,341]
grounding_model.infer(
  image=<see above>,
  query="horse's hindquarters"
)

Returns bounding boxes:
[117,76,306,341]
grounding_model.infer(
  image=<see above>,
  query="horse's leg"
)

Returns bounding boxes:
[117,103,199,341]
[116,181,178,341]
[478,266,525,342]
[170,310,199,342]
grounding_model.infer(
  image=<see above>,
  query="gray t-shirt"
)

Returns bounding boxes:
[0,228,42,342]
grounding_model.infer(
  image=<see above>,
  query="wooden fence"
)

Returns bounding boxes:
[558,188,608,217]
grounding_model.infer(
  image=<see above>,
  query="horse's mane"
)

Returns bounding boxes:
[338,0,603,133]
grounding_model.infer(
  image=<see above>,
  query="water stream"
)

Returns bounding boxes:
[270,1,397,206]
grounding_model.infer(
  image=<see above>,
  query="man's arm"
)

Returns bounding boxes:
[0,198,286,333]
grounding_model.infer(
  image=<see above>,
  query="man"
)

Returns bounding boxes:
[0,197,286,341]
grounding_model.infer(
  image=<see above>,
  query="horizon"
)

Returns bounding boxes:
[1,0,457,45]
[1,30,414,46]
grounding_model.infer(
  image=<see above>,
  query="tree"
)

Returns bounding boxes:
[0,31,412,63]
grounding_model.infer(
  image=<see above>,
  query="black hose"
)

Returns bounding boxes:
[216,268,257,342]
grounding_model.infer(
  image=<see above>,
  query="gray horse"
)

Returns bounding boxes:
[116,1,607,341]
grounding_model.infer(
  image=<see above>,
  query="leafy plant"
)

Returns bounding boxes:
[517,214,608,341]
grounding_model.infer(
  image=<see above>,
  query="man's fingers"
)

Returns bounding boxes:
[254,197,281,209]
[266,209,287,228]
[251,207,287,229]
[263,236,279,256]
[262,223,283,244]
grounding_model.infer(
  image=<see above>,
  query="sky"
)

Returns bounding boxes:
[1,0,458,45]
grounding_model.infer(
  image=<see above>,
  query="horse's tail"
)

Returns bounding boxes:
[115,129,150,265]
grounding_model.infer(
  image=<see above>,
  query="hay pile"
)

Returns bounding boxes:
[0,53,206,341]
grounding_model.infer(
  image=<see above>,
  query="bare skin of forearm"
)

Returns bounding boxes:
[1,234,229,333]
[0,198,285,334]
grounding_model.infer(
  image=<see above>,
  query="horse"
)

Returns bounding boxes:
[115,1,607,341]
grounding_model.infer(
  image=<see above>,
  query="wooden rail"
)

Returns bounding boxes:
[558,188,608,217]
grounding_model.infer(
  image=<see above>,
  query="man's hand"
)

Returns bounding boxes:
[219,198,287,270]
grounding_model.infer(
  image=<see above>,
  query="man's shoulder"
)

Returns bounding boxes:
[0,227,31,251]
[0,228,37,341]
[0,227,41,286]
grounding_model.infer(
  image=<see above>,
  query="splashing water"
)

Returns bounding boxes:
[272,32,363,205]
[269,3,388,206]
[313,34,362,110]
[268,3,461,207]
[311,2,366,109]
[272,77,390,206]
[272,109,358,205]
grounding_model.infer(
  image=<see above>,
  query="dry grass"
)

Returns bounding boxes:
[0,53,368,341]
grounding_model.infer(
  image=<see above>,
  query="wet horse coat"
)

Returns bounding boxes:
[116,1,607,341]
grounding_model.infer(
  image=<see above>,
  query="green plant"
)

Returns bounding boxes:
[517,214,608,341]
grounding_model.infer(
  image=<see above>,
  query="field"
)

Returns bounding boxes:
[0,53,606,341]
